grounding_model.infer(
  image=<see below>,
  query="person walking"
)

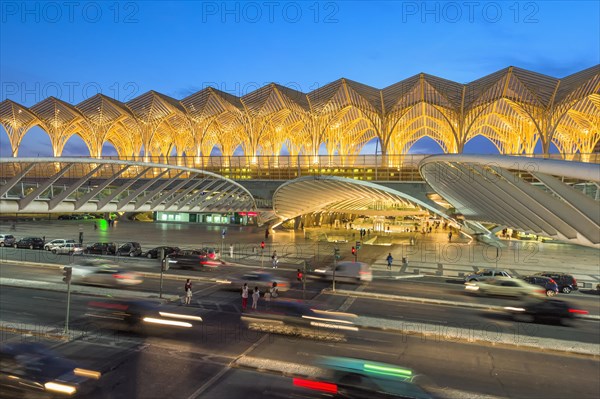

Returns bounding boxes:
[271,250,278,268]
[229,244,234,258]
[386,253,393,270]
[241,283,249,312]
[251,286,260,310]
[448,231,453,242]
[184,279,192,305]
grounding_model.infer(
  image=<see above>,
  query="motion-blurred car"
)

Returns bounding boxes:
[199,247,220,260]
[291,356,433,399]
[534,272,578,294]
[222,271,290,292]
[50,243,84,255]
[241,299,358,335]
[142,246,180,259]
[0,234,15,247]
[116,242,142,257]
[44,239,76,251]
[522,275,559,297]
[57,214,75,220]
[69,258,142,287]
[14,237,44,250]
[86,299,203,332]
[312,261,373,283]
[465,277,546,298]
[84,242,117,255]
[166,250,220,270]
[464,269,512,282]
[0,342,100,397]
[504,299,588,325]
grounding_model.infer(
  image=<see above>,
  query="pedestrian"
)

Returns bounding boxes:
[241,283,249,311]
[297,268,303,282]
[184,279,192,305]
[229,243,234,258]
[271,250,278,268]
[270,282,279,299]
[265,228,269,240]
[252,286,260,310]
[448,231,453,242]
[386,253,393,270]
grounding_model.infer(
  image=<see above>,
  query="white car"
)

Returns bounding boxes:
[49,243,84,255]
[69,259,142,287]
[465,277,546,298]
[313,261,373,283]
[44,239,75,251]
[464,269,512,282]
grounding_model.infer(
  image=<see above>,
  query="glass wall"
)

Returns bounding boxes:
[155,212,257,226]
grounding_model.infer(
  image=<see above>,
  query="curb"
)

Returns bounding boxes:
[322,288,600,321]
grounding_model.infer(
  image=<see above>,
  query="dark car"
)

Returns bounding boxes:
[142,246,180,259]
[86,299,202,332]
[14,237,44,249]
[84,242,117,255]
[504,298,588,325]
[240,299,358,339]
[166,250,217,270]
[116,242,142,257]
[534,272,578,294]
[0,342,99,397]
[522,276,559,297]
[0,234,16,247]
[57,214,74,220]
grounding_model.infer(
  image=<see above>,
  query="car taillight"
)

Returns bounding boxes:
[549,279,557,284]
[292,378,338,394]
[568,309,588,314]
[572,277,577,285]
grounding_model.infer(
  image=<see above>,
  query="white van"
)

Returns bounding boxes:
[313,261,373,283]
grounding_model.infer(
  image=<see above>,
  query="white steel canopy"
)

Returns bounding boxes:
[419,155,600,248]
[0,158,256,214]
[272,175,450,222]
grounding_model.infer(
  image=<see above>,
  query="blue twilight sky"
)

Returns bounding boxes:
[1,0,599,157]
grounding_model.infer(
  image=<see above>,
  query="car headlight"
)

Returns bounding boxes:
[44,382,77,395]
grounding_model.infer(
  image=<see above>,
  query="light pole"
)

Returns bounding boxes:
[62,267,72,334]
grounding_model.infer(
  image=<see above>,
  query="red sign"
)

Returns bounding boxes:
[238,212,258,217]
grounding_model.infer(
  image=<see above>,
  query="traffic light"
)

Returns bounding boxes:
[355,241,361,250]
[260,241,265,249]
[351,246,356,256]
[334,248,341,260]
[62,266,72,284]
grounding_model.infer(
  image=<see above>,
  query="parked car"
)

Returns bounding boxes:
[224,271,290,292]
[0,234,15,247]
[0,342,100,397]
[522,275,559,297]
[57,214,75,220]
[312,261,373,283]
[504,298,589,325]
[166,250,218,270]
[14,237,44,250]
[84,242,117,255]
[534,272,579,294]
[142,246,180,259]
[464,269,512,282]
[465,277,546,298]
[69,258,142,287]
[44,238,76,251]
[116,242,142,257]
[50,243,84,255]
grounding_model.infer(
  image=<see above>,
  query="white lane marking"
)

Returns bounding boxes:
[187,332,270,399]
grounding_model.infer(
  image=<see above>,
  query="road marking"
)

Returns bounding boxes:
[187,332,270,399]
[338,283,368,312]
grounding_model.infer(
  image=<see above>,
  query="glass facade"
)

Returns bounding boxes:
[154,212,257,225]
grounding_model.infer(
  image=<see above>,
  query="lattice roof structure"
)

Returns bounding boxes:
[1,65,599,164]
